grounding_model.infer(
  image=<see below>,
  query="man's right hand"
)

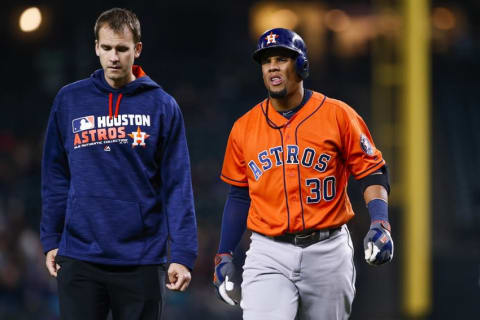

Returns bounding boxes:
[213,253,238,306]
[45,248,60,277]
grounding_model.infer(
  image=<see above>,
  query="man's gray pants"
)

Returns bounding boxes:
[241,225,356,320]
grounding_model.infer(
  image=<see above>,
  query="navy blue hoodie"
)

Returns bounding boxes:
[40,66,198,269]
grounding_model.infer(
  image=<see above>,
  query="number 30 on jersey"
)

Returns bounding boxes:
[305,177,336,204]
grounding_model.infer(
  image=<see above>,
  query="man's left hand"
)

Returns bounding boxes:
[363,220,394,265]
[166,263,192,291]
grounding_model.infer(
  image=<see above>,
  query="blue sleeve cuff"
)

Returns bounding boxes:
[170,249,198,271]
[40,234,61,254]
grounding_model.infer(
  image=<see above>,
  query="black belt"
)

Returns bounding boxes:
[271,227,342,248]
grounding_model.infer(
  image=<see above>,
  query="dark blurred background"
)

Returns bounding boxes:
[1,0,479,319]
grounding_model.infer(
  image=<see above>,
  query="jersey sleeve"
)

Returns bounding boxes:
[220,121,249,187]
[337,103,385,180]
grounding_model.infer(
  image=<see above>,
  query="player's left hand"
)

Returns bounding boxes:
[213,253,238,306]
[363,220,394,265]
[166,263,192,291]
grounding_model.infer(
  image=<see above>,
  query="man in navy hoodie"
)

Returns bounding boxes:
[40,8,198,319]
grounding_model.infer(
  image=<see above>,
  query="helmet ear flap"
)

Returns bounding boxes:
[295,55,309,80]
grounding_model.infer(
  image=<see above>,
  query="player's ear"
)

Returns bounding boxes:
[95,40,100,57]
[134,42,142,59]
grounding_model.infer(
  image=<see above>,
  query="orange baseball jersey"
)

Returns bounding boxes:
[220,91,385,236]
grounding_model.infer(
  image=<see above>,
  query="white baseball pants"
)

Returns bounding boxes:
[241,225,356,320]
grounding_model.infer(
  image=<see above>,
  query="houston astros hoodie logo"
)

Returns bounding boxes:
[71,66,153,149]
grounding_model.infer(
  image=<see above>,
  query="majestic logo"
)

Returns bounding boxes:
[72,116,95,133]
[265,32,279,45]
[360,134,374,156]
[104,146,111,152]
[128,126,150,148]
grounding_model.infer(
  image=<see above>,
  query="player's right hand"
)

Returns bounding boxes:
[213,253,238,306]
[45,248,60,277]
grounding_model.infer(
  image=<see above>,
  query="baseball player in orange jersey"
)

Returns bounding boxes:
[213,28,393,319]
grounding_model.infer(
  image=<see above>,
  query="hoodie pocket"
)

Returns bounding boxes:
[66,196,145,261]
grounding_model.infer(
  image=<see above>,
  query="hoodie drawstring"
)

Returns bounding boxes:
[108,93,123,119]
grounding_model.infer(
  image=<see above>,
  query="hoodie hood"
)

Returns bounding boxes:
[91,65,160,95]
[91,65,161,119]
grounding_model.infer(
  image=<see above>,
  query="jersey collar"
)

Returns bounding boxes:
[261,91,326,129]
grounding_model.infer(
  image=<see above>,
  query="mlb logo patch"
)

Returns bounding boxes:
[72,116,95,133]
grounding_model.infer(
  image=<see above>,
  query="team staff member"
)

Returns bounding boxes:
[213,28,393,319]
[40,8,197,320]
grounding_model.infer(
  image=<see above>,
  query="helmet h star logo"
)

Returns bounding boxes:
[128,126,150,148]
[265,32,279,45]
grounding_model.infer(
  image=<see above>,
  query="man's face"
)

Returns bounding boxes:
[260,48,301,99]
[95,25,142,88]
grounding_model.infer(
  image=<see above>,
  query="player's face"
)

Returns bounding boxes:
[95,25,142,89]
[260,49,301,99]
